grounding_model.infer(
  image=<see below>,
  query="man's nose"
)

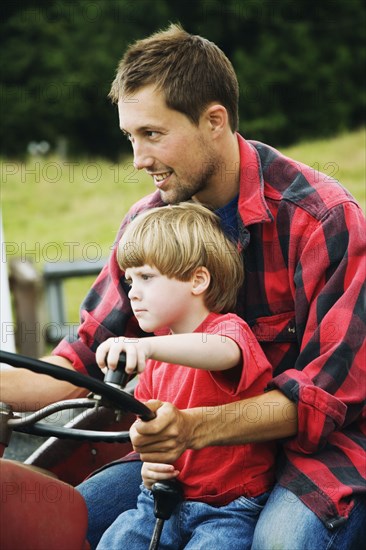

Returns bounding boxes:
[132,142,154,170]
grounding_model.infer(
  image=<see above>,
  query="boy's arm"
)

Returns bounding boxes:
[96,333,241,374]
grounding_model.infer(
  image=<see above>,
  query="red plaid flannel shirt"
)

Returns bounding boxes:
[54,134,366,528]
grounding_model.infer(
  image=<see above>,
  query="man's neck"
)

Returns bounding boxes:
[195,132,241,209]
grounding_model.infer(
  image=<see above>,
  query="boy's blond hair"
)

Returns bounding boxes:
[109,23,239,132]
[118,202,244,313]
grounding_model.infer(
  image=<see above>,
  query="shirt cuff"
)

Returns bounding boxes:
[52,338,95,375]
[267,370,347,453]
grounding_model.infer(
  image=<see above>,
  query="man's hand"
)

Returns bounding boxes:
[130,400,194,463]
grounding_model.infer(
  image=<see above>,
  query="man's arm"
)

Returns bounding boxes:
[130,390,297,463]
[130,201,365,463]
[268,201,365,455]
[0,355,88,411]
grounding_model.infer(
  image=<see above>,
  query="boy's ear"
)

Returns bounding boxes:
[191,266,210,296]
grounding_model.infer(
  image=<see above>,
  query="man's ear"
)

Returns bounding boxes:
[204,104,228,136]
[191,266,211,296]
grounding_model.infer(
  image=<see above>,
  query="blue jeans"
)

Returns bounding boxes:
[77,460,366,549]
[97,484,269,549]
[252,485,366,550]
[77,461,142,549]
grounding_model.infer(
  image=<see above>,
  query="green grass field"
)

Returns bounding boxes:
[2,127,365,327]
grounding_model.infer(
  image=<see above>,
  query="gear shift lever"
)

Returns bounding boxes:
[104,352,135,389]
[149,479,183,550]
[105,352,182,549]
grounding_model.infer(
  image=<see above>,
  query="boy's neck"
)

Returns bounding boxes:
[170,305,211,334]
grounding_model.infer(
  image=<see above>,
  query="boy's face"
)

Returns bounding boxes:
[118,85,222,206]
[125,264,200,334]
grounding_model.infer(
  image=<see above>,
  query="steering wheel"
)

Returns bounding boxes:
[0,350,155,443]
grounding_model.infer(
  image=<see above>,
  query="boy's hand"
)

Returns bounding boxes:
[141,462,180,489]
[95,337,151,374]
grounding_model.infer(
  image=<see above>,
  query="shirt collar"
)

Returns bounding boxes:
[236,133,273,227]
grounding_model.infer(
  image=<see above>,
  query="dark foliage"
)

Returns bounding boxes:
[1,0,365,159]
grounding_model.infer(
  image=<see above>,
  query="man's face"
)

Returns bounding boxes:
[118,85,222,205]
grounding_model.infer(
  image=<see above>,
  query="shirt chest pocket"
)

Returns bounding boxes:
[251,311,298,343]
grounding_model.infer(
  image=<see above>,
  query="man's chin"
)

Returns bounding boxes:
[159,190,178,205]
[159,189,194,205]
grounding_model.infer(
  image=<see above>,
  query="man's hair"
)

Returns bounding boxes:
[118,202,244,313]
[109,23,239,131]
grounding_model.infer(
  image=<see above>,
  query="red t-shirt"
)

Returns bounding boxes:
[135,312,276,505]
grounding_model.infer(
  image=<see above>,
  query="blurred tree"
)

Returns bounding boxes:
[1,0,365,158]
[1,0,171,158]
[231,0,366,143]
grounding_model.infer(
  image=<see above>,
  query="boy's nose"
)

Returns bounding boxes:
[128,285,140,301]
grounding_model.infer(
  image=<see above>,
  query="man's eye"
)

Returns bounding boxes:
[146,131,158,138]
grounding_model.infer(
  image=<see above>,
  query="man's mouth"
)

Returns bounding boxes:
[153,171,172,187]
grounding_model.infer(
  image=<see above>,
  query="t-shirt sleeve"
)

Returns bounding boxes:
[201,314,273,397]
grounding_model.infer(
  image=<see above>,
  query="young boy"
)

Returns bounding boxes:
[95,202,276,549]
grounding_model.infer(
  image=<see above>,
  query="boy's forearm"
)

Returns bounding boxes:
[147,333,240,370]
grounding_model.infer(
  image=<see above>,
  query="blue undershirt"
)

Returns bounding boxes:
[214,194,239,243]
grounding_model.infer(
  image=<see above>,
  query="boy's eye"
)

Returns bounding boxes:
[124,278,132,287]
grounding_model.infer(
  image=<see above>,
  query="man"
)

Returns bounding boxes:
[2,24,365,549]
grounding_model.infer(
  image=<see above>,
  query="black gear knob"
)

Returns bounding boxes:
[151,479,183,520]
[103,352,133,389]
